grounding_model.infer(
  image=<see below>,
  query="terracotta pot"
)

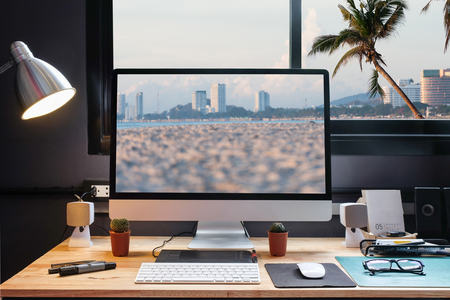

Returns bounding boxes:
[110,230,131,257]
[267,230,289,256]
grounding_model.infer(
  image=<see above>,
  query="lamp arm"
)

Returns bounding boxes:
[0,58,13,75]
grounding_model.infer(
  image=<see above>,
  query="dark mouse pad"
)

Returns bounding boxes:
[265,263,356,288]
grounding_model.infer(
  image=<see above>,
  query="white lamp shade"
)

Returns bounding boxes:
[10,41,76,119]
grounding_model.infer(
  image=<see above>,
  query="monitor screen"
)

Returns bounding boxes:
[109,69,331,249]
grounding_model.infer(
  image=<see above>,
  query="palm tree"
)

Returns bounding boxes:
[308,0,424,119]
[422,0,450,52]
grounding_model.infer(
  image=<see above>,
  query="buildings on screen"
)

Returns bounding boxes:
[421,69,450,106]
[192,91,208,114]
[254,90,270,112]
[211,83,226,113]
[135,92,144,119]
[125,104,136,120]
[117,93,126,115]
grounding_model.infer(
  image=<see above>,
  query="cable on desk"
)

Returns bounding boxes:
[151,222,197,257]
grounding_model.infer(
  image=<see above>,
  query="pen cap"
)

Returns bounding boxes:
[67,201,94,226]
[59,265,78,276]
[105,262,117,270]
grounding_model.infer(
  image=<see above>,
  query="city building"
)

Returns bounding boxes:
[135,92,143,119]
[117,92,126,116]
[382,79,420,107]
[125,103,136,120]
[421,69,450,106]
[192,91,207,113]
[254,90,270,112]
[211,83,226,113]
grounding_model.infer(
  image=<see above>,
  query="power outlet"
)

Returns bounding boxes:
[83,180,109,200]
[92,185,109,197]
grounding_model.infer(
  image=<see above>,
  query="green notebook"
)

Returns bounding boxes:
[336,256,450,287]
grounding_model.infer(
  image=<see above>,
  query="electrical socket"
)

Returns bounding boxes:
[92,185,109,197]
[83,180,109,200]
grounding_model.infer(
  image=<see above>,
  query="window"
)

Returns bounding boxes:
[86,0,301,154]
[303,0,450,120]
[87,0,450,161]
[113,0,290,68]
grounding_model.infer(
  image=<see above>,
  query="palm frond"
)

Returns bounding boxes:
[421,0,435,14]
[335,28,366,48]
[378,6,406,39]
[371,0,407,39]
[308,35,340,56]
[444,0,450,52]
[333,47,364,77]
[368,68,385,98]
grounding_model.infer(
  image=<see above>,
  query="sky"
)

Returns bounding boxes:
[114,0,449,113]
[118,73,325,113]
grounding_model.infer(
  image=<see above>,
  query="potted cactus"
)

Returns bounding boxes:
[267,222,289,256]
[110,218,131,257]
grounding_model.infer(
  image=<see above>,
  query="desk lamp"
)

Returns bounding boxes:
[0,41,76,119]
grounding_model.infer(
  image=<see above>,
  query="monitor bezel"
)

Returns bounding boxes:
[109,68,331,201]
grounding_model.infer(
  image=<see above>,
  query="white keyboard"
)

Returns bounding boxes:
[135,262,261,284]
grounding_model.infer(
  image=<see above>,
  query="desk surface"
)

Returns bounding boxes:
[1,236,449,298]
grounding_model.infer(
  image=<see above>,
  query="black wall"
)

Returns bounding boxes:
[0,0,448,284]
[0,0,108,283]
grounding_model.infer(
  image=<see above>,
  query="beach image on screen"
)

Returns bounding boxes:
[115,74,326,194]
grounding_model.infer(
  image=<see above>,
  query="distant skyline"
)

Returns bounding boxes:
[118,74,325,114]
[114,0,448,112]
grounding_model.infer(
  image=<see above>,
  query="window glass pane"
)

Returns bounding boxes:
[302,0,449,119]
[113,0,289,68]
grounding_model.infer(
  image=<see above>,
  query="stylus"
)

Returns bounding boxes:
[59,261,116,276]
[49,260,105,274]
[51,259,97,268]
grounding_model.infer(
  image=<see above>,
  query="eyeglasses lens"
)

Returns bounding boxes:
[366,260,391,271]
[397,259,422,271]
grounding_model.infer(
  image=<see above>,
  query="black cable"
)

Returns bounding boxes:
[59,225,69,243]
[152,223,198,258]
[91,222,110,235]
[151,231,195,258]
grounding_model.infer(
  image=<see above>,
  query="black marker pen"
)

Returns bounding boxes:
[59,261,116,276]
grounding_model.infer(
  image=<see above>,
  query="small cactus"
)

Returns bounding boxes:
[110,218,130,233]
[269,222,286,233]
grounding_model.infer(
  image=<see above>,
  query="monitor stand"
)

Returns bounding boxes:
[188,221,255,250]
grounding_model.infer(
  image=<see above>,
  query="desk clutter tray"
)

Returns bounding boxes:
[360,239,450,256]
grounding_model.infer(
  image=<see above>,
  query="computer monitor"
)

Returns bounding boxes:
[109,68,332,249]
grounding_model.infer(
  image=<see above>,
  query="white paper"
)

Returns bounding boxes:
[362,190,405,237]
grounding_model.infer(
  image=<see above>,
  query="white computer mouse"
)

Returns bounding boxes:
[297,262,326,278]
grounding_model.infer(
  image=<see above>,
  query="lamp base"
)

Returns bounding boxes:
[68,226,93,247]
[342,227,364,248]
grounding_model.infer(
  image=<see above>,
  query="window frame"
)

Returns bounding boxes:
[86,0,450,158]
[86,0,113,155]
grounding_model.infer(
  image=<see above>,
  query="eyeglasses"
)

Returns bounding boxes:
[362,259,425,276]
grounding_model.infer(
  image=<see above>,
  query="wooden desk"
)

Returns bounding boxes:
[1,237,449,298]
